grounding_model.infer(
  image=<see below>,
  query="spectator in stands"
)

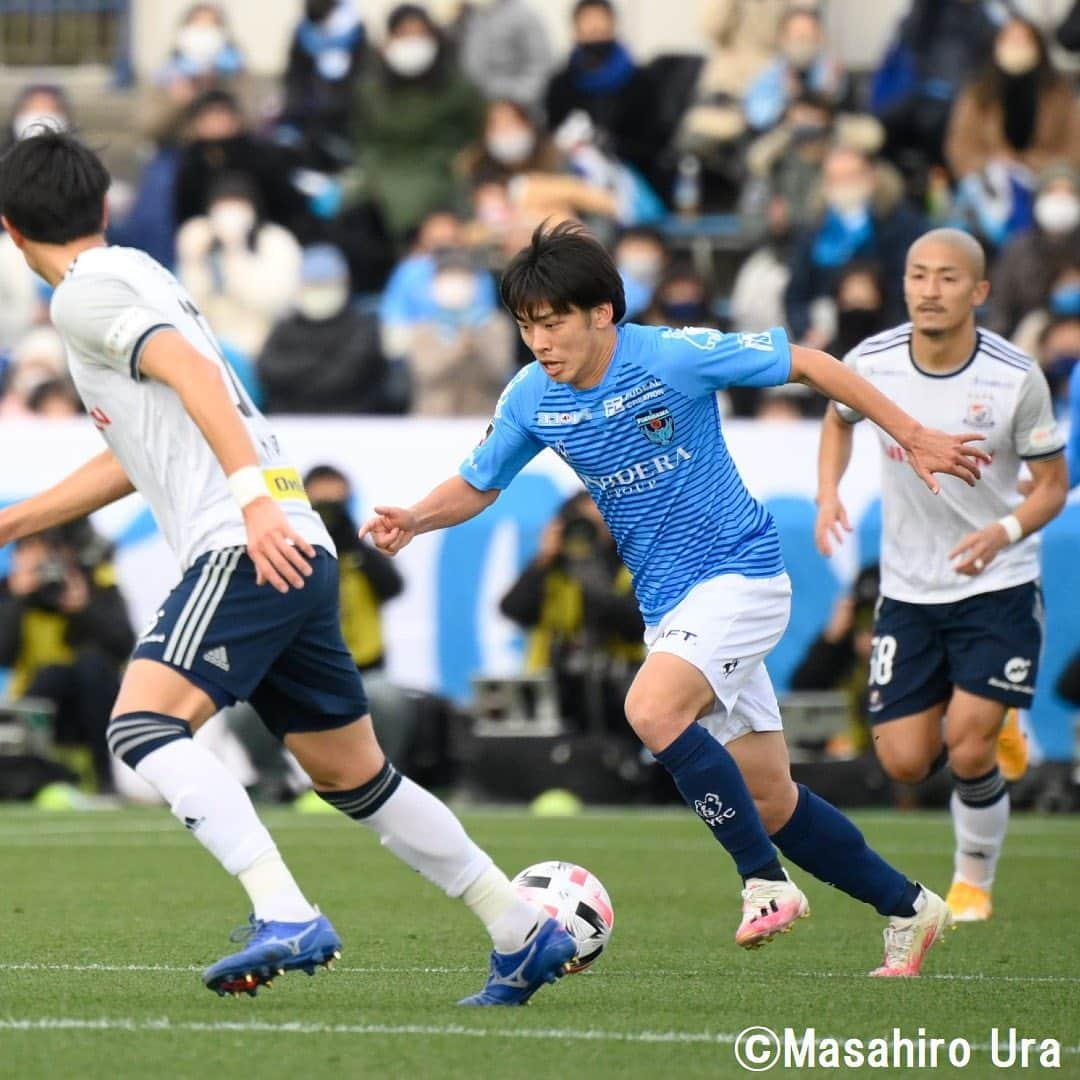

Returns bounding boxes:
[613,226,668,321]
[730,194,795,337]
[5,84,71,148]
[873,0,1000,182]
[1035,316,1080,419]
[352,4,484,241]
[544,0,658,175]
[676,0,792,156]
[743,8,848,134]
[141,3,253,146]
[456,99,564,190]
[0,520,134,791]
[176,173,302,357]
[946,18,1080,183]
[174,90,310,234]
[741,93,835,233]
[785,147,923,345]
[986,164,1080,338]
[0,230,45,352]
[1011,260,1080,356]
[790,563,880,757]
[641,260,715,330]
[258,245,393,415]
[380,209,498,358]
[278,0,367,172]
[501,492,644,734]
[305,465,404,674]
[827,262,890,361]
[26,379,80,419]
[0,327,71,420]
[402,247,513,415]
[458,0,553,110]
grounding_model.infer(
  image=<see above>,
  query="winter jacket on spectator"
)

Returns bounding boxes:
[986,224,1080,337]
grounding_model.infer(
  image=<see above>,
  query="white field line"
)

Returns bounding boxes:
[0,1016,1076,1055]
[1,961,1077,985]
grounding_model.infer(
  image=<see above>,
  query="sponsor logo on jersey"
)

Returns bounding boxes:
[1004,656,1031,684]
[603,378,664,418]
[263,467,308,503]
[660,628,697,643]
[965,398,995,429]
[88,406,112,430]
[660,326,724,352]
[582,446,692,497]
[721,659,739,677]
[635,406,675,446]
[737,331,774,352]
[536,409,591,426]
[1028,425,1060,451]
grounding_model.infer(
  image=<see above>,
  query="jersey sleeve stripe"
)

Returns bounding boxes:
[129,322,174,381]
[1020,446,1066,461]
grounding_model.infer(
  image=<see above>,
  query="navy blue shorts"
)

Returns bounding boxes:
[867,581,1043,724]
[133,546,368,739]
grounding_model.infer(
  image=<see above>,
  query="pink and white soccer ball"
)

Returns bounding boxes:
[512,860,614,973]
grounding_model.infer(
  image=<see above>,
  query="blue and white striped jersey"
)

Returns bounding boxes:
[460,323,792,624]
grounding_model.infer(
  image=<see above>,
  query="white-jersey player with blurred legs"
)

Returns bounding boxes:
[0,130,574,1004]
[817,228,1068,921]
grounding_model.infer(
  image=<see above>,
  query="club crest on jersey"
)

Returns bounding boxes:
[965,399,995,429]
[635,406,674,445]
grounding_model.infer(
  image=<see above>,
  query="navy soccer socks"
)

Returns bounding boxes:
[771,784,920,917]
[655,723,784,881]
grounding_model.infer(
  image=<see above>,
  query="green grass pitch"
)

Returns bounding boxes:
[1,806,1077,1079]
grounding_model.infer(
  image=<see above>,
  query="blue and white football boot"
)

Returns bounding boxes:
[203,913,341,997]
[458,918,577,1006]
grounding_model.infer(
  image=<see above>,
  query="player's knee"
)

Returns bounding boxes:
[752,782,799,834]
[106,711,191,770]
[946,732,998,778]
[874,740,935,785]
[624,691,697,752]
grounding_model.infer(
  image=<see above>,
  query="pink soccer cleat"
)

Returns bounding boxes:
[870,886,952,977]
[735,870,810,949]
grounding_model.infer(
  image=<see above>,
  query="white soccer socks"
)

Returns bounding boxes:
[950,769,1009,890]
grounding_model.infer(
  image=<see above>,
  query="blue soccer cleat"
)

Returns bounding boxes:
[458,918,577,1006]
[203,913,342,997]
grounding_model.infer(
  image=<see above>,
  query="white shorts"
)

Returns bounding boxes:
[644,573,792,746]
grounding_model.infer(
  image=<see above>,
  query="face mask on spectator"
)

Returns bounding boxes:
[432,271,478,312]
[1049,284,1080,317]
[13,111,67,140]
[618,253,663,289]
[995,41,1039,76]
[486,128,536,166]
[177,23,227,68]
[297,283,349,320]
[1044,354,1078,387]
[384,35,438,77]
[660,299,707,324]
[782,39,820,71]
[825,183,873,216]
[790,122,830,147]
[209,200,256,243]
[580,39,617,64]
[1034,192,1080,236]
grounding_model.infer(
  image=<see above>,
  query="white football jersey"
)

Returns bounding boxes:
[51,246,333,570]
[837,322,1064,604]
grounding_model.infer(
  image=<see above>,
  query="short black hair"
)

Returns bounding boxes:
[0,130,109,244]
[500,220,626,323]
[573,0,615,20]
[304,464,350,488]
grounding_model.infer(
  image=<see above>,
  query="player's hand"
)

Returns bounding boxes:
[904,426,991,493]
[243,497,316,592]
[358,505,417,555]
[948,523,1010,577]
[814,491,852,557]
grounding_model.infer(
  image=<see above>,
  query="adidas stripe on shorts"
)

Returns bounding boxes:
[132,546,368,737]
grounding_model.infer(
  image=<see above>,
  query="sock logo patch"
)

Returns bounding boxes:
[694,792,736,827]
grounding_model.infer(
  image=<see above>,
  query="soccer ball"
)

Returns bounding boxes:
[512,860,614,973]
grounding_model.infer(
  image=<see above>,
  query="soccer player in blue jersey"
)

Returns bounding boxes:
[362,222,993,978]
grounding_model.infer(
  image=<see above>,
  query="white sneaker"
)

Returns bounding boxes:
[735,870,810,950]
[870,886,952,977]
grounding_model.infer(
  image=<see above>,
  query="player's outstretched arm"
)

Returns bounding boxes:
[138,331,315,593]
[790,345,992,494]
[815,405,856,557]
[949,455,1069,576]
[0,450,134,547]
[359,476,499,555]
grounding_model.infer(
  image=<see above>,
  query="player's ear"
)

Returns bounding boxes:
[592,302,614,330]
[1,216,25,249]
[973,278,991,307]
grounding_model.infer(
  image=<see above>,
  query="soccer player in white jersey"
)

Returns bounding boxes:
[0,131,576,1005]
[816,228,1068,922]
[362,221,993,979]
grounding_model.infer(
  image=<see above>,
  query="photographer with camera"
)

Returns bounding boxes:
[0,519,134,791]
[500,492,644,734]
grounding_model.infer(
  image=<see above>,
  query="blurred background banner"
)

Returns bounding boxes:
[1,417,1075,758]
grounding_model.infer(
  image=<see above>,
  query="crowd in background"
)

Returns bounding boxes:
[0,0,1076,426]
